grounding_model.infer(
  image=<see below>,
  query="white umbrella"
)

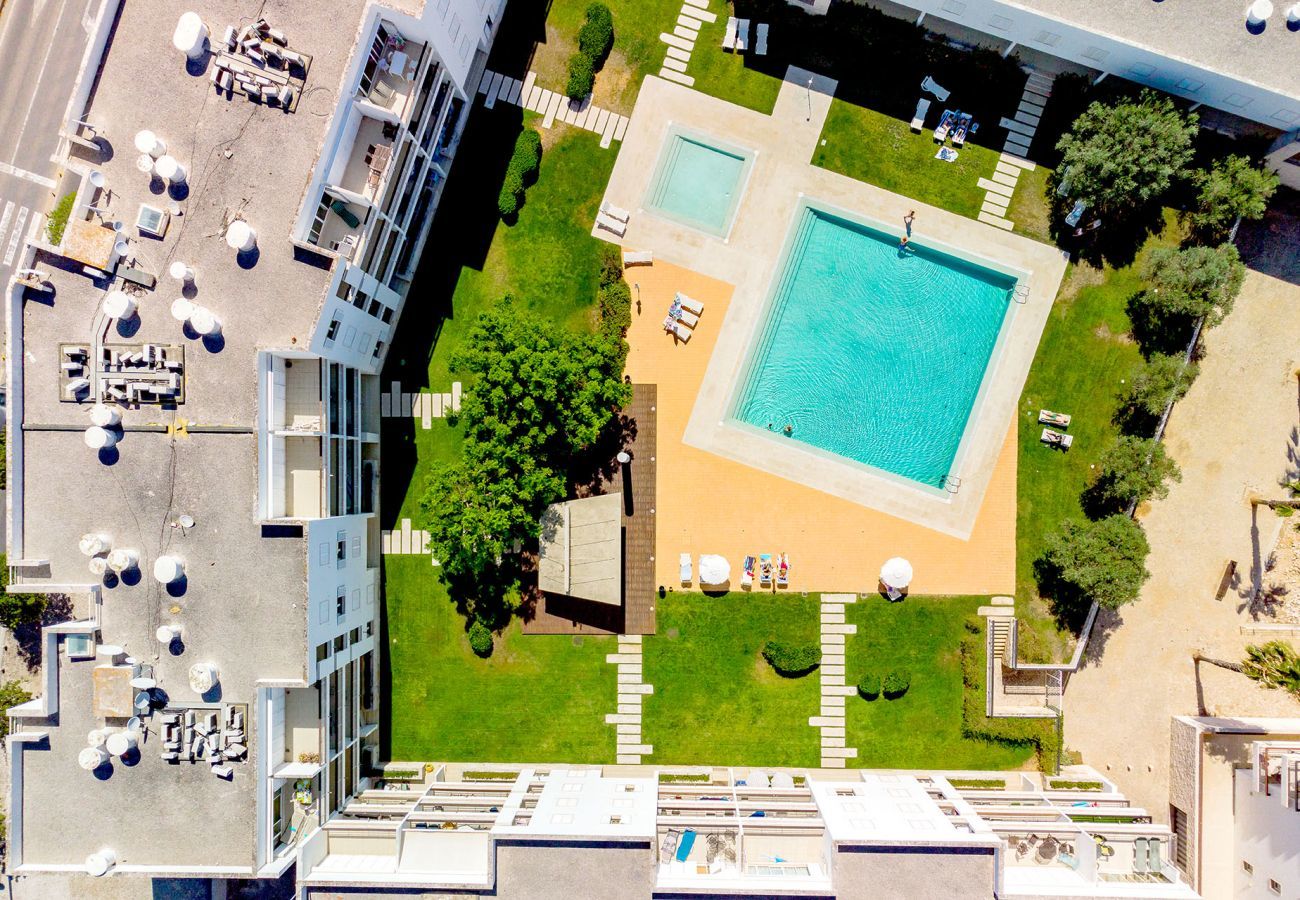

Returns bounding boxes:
[880,557,914,589]
[698,554,731,585]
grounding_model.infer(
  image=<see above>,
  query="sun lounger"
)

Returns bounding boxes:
[1133,838,1149,874]
[921,75,951,102]
[756,22,769,55]
[735,19,749,52]
[1148,840,1163,873]
[1038,410,1071,428]
[741,555,755,589]
[596,211,627,237]
[951,113,972,147]
[777,553,789,587]
[680,553,692,585]
[673,307,699,328]
[934,109,955,142]
[623,250,653,266]
[723,17,738,50]
[661,829,680,858]
[1065,199,1087,228]
[664,317,692,343]
[759,553,773,586]
[600,201,631,224]
[676,292,703,315]
[676,828,697,862]
[1041,428,1073,450]
[910,97,931,132]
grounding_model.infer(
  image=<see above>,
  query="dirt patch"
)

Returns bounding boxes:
[1056,262,1105,304]
[528,26,637,116]
[1093,323,1135,345]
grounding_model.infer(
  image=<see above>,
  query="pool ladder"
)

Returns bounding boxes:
[1011,284,1030,304]
[944,474,962,494]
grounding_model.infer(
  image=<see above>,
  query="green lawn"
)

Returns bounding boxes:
[386,556,617,763]
[813,100,1000,220]
[844,596,1035,769]
[643,593,821,767]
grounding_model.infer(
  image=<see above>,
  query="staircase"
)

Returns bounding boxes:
[980,596,1016,665]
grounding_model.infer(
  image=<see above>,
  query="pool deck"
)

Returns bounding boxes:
[598,70,1068,541]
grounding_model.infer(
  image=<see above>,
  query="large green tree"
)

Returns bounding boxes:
[1124,353,1199,418]
[1055,91,1197,216]
[1190,155,1279,240]
[1039,515,1151,610]
[1092,436,1181,509]
[1133,243,1245,329]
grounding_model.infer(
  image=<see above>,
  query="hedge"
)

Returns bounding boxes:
[948,778,1006,789]
[883,670,911,698]
[1049,780,1103,791]
[380,769,421,780]
[762,640,821,677]
[565,3,613,100]
[857,673,881,700]
[469,620,494,657]
[959,618,1061,773]
[45,192,76,246]
[566,53,594,101]
[598,281,631,340]
[660,773,711,783]
[498,129,543,218]
[464,770,518,781]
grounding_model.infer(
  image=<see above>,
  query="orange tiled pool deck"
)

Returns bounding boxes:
[623,259,1017,596]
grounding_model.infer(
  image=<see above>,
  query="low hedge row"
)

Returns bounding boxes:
[1049,779,1103,791]
[566,3,613,99]
[959,618,1061,774]
[660,773,711,784]
[762,640,821,677]
[498,129,543,217]
[948,778,1006,789]
[857,670,911,700]
[464,770,518,781]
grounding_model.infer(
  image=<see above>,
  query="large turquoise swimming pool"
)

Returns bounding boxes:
[645,129,751,237]
[731,206,1019,490]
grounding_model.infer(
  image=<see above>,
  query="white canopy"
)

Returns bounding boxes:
[699,554,731,585]
[78,746,108,771]
[880,557,914,589]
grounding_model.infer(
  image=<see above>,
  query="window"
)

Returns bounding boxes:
[1033,30,1061,46]
[1126,63,1156,78]
[1224,93,1252,109]
[1284,151,1300,168]
[1268,878,1280,895]
[343,325,357,349]
[316,643,330,663]
[337,533,347,567]
[364,621,374,638]
[334,634,346,653]
[1082,46,1108,62]
[1273,108,1300,124]
[336,587,346,619]
[318,543,329,566]
[1174,77,1204,93]
[350,627,361,644]
[352,536,361,558]
[324,318,341,347]
[1243,860,1253,875]
[352,588,362,611]
[940,0,966,14]
[988,14,1012,30]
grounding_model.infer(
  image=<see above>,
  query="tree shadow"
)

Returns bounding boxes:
[1032,557,1097,637]
[14,594,74,671]
[1125,292,1200,358]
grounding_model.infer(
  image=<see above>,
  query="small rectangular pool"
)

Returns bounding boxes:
[644,128,752,237]
[729,205,1020,492]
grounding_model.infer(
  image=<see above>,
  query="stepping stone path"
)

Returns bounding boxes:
[380,381,461,430]
[605,635,654,764]
[809,594,859,768]
[476,68,629,149]
[976,70,1053,233]
[656,0,717,87]
[382,518,431,556]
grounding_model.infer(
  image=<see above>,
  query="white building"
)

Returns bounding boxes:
[3,0,502,888]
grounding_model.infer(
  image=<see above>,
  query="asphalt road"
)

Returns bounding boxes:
[0,0,102,337]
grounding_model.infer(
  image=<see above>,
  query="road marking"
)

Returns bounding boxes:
[4,207,29,265]
[0,203,14,247]
[0,162,55,188]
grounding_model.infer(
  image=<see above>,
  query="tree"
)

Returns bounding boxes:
[1194,642,1300,701]
[1190,155,1279,240]
[1055,91,1197,216]
[1039,515,1151,610]
[1125,353,1199,418]
[0,681,32,740]
[1092,436,1181,509]
[1138,244,1245,326]
[0,555,45,631]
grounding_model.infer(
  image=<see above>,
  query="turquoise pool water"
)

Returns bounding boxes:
[731,207,1018,490]
[645,131,750,236]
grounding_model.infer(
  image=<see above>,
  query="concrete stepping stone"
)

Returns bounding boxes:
[682,0,709,8]
[808,716,844,727]
[679,5,717,23]
[620,683,653,694]
[822,747,859,758]
[660,31,694,50]
[982,199,1010,219]
[991,170,1019,188]
[617,704,640,715]
[606,653,640,664]
[676,14,701,31]
[617,694,644,706]
[992,596,1015,606]
[823,685,856,696]
[617,755,643,764]
[666,46,691,62]
[616,673,642,684]
[999,152,1036,171]
[605,714,640,724]
[663,57,689,74]
[822,623,857,635]
[484,72,504,108]
[616,724,640,735]
[822,633,845,644]
[999,116,1036,137]
[820,603,844,613]
[978,211,1015,230]
[821,758,846,768]
[1015,110,1041,129]
[822,737,845,748]
[978,177,1015,198]
[820,613,845,625]
[822,665,845,677]
[672,25,698,41]
[1017,99,1044,118]
[613,117,628,141]
[822,695,846,707]
[659,68,695,87]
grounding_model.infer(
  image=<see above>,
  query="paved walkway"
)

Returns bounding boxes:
[657,0,716,87]
[977,71,1051,232]
[605,635,654,763]
[477,69,629,148]
[810,594,859,768]
[380,380,461,430]
[381,517,431,556]
[1064,239,1300,819]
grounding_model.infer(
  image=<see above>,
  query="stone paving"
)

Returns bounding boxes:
[656,0,717,87]
[809,593,859,768]
[381,517,431,556]
[604,635,655,763]
[476,69,629,148]
[380,380,461,430]
[976,70,1053,232]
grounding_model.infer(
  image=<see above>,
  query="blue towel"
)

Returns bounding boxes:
[676,829,696,862]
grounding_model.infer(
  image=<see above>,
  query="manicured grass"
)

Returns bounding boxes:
[386,556,617,763]
[1007,164,1054,243]
[688,14,783,114]
[1012,213,1182,661]
[844,596,1035,770]
[643,593,821,767]
[812,100,999,220]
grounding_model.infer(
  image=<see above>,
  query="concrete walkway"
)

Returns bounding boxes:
[977,70,1052,232]
[810,593,859,768]
[381,380,461,430]
[477,69,629,148]
[605,635,654,763]
[1064,243,1300,819]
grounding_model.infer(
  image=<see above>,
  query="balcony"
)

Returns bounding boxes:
[357,21,426,122]
[274,686,323,779]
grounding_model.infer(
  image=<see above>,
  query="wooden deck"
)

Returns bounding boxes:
[524,384,657,635]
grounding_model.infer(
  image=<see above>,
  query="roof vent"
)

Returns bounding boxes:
[172,12,209,60]
[84,848,117,876]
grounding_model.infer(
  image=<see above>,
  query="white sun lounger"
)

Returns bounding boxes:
[910,97,931,132]
[723,17,738,50]
[921,75,950,102]
[675,308,699,328]
[600,201,631,224]
[664,317,692,342]
[756,23,769,56]
[623,250,653,266]
[676,292,704,315]
[596,212,627,237]
[680,553,692,584]
[1041,428,1073,449]
[735,19,749,52]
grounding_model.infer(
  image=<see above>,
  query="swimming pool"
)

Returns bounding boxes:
[730,205,1020,491]
[644,128,752,237]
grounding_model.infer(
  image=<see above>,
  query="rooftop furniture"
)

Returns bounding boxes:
[1038,410,1071,427]
[663,317,691,342]
[921,75,950,102]
[676,292,703,315]
[723,17,738,50]
[330,199,361,229]
[777,553,789,587]
[933,109,955,143]
[741,555,755,589]
[669,300,698,328]
[735,19,749,52]
[600,201,631,224]
[910,97,931,132]
[1133,838,1149,874]
[680,553,692,585]
[951,113,973,147]
[1040,428,1073,450]
[756,23,769,55]
[623,250,653,266]
[698,554,731,586]
[675,829,697,862]
[759,553,773,586]
[596,211,627,237]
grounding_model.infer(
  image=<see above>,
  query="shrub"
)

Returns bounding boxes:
[599,243,624,287]
[660,772,711,783]
[762,640,821,677]
[1125,353,1199,418]
[1049,780,1104,791]
[1190,155,1279,240]
[598,281,631,340]
[1137,244,1245,327]
[1038,516,1151,611]
[578,3,614,61]
[464,770,518,781]
[45,192,76,246]
[1091,436,1181,510]
[857,673,881,700]
[497,129,543,219]
[566,53,594,101]
[948,778,1005,789]
[0,554,45,631]
[497,170,523,217]
[468,620,494,657]
[882,670,911,698]
[0,681,31,740]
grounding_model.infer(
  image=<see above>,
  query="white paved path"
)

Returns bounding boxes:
[477,69,629,149]
[380,380,461,430]
[810,593,859,768]
[977,70,1052,232]
[605,635,654,763]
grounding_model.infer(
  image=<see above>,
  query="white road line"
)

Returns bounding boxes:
[0,162,56,188]
[4,207,30,265]
[0,203,15,247]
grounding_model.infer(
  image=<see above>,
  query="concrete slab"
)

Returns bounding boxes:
[978,211,1015,231]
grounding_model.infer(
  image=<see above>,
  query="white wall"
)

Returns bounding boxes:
[396,0,499,93]
[308,264,394,374]
[306,515,378,682]
[1234,768,1300,900]
[892,0,1300,128]
[1265,132,1300,192]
